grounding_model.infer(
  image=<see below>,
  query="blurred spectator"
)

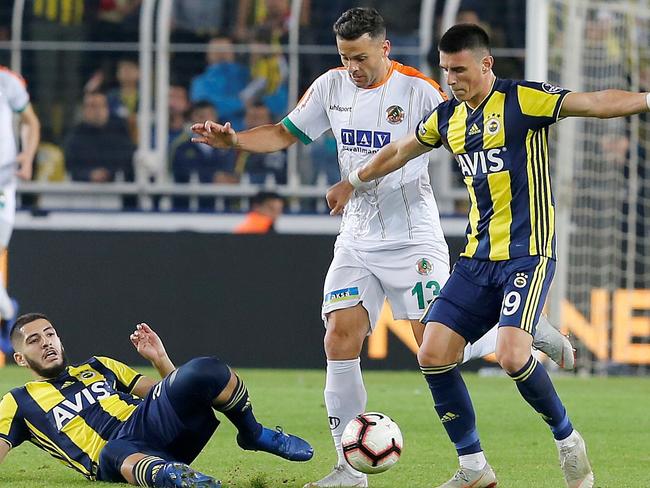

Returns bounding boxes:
[170,101,237,210]
[28,0,88,142]
[234,191,285,234]
[64,92,134,183]
[168,83,190,145]
[170,0,239,86]
[235,0,295,43]
[190,37,249,131]
[240,25,289,119]
[307,131,339,185]
[34,141,66,182]
[88,0,141,78]
[107,58,140,142]
[234,102,287,184]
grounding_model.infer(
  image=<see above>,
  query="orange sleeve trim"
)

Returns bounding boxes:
[392,61,448,100]
[0,66,27,87]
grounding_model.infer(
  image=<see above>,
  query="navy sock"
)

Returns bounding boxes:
[132,455,165,487]
[215,375,262,441]
[509,356,573,440]
[421,364,482,456]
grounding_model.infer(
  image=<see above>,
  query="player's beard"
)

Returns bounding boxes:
[25,350,69,379]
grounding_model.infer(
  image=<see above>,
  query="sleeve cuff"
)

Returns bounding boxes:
[281,117,312,145]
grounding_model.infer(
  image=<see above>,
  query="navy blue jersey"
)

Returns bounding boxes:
[416,79,571,261]
[0,357,142,479]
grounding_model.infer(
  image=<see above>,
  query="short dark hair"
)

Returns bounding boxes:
[10,313,51,346]
[252,191,283,207]
[438,23,491,55]
[333,8,386,41]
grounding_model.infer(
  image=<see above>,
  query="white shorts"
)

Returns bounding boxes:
[322,243,450,330]
[0,184,16,248]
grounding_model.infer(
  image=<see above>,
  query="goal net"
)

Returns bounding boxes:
[541,0,650,372]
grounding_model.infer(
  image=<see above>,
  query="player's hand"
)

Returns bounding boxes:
[191,120,238,149]
[326,180,355,215]
[15,153,33,181]
[130,323,168,363]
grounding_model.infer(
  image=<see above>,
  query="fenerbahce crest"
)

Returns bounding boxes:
[416,258,433,275]
[386,105,405,124]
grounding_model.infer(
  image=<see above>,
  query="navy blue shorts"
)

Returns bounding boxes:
[97,358,221,483]
[421,256,555,344]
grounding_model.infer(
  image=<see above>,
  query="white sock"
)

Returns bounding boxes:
[459,451,487,471]
[0,282,14,319]
[324,358,367,472]
[461,326,498,363]
[555,429,579,449]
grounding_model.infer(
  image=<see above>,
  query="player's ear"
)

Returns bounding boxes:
[13,352,27,367]
[383,39,391,57]
[481,55,494,73]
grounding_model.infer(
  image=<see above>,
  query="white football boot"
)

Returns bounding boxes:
[303,465,368,487]
[558,431,594,488]
[533,315,576,370]
[434,464,498,488]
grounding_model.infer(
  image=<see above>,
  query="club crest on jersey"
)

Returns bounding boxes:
[514,273,528,288]
[80,371,96,380]
[485,113,501,135]
[541,83,563,94]
[386,105,405,124]
[416,258,433,275]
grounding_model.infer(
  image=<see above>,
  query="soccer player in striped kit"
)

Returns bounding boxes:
[193,10,573,488]
[327,23,650,488]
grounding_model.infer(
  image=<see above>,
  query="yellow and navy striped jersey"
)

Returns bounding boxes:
[0,357,143,480]
[416,78,570,261]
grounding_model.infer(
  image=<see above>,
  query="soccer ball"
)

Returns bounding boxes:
[341,412,403,474]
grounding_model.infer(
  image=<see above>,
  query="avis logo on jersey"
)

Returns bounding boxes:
[50,381,114,431]
[455,148,508,177]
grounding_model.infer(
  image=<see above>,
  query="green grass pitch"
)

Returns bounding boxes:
[0,366,648,487]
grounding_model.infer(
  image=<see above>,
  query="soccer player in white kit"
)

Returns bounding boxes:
[192,8,572,487]
[0,66,40,354]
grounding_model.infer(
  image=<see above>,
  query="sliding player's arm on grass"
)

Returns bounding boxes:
[0,439,9,465]
[327,133,430,215]
[129,323,176,398]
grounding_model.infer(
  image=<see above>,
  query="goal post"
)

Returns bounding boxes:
[528,0,650,371]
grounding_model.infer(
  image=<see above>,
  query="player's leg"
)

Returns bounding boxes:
[418,259,501,488]
[496,257,592,487]
[165,356,313,462]
[305,248,383,487]
[98,439,220,487]
[0,185,17,355]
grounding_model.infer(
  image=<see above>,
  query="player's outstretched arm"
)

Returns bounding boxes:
[191,119,297,153]
[130,323,175,378]
[0,439,10,465]
[560,90,650,119]
[327,134,430,215]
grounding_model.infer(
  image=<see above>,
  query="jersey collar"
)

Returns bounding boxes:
[364,60,396,90]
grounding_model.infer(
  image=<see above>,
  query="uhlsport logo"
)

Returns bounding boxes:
[341,129,391,149]
[386,105,405,124]
[416,258,433,275]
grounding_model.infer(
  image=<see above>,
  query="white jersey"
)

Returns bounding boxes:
[0,68,29,186]
[283,61,447,257]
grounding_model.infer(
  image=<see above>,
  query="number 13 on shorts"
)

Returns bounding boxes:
[411,280,441,310]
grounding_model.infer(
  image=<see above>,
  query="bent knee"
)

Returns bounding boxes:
[324,321,366,359]
[495,350,530,374]
[176,356,231,393]
[417,347,459,367]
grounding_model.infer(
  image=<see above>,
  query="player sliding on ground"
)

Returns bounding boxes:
[327,23,650,488]
[0,314,313,487]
